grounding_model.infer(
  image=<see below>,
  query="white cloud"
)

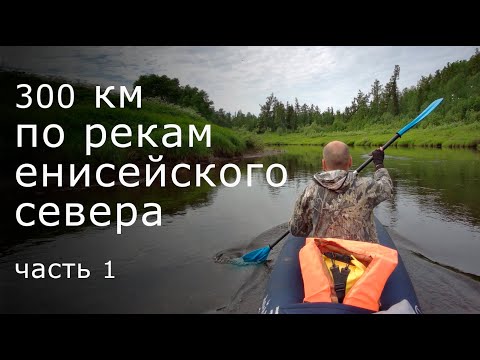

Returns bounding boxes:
[1,46,477,115]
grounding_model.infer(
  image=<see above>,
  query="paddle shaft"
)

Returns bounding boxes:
[269,230,290,249]
[354,133,401,174]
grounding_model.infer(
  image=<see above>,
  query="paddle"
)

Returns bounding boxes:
[241,230,290,263]
[354,98,444,174]
[240,98,444,264]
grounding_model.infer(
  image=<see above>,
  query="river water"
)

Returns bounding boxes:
[1,145,480,313]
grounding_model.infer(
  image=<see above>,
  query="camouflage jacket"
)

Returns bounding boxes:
[289,168,393,243]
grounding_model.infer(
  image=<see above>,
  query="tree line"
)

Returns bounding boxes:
[134,49,480,133]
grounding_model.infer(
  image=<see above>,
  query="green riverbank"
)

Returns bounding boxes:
[258,122,480,149]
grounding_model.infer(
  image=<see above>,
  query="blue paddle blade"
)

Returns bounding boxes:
[242,246,271,263]
[397,98,443,136]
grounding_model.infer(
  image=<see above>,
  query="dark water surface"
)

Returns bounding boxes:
[1,146,479,313]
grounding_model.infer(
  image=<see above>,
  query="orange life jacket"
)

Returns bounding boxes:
[299,237,398,312]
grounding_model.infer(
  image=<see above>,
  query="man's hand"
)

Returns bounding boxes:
[371,147,384,170]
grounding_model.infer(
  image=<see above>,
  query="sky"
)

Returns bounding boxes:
[1,46,478,115]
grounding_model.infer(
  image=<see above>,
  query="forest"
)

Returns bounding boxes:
[134,49,480,142]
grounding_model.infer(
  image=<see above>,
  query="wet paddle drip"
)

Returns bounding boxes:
[213,224,289,266]
[213,249,266,266]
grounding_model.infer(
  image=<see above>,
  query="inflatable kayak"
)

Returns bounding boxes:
[259,217,421,314]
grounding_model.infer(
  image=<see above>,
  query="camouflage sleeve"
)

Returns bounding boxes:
[288,182,315,237]
[370,167,393,207]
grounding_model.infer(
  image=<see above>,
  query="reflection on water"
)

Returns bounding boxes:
[1,145,479,313]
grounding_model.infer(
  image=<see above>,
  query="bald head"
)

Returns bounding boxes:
[322,141,352,171]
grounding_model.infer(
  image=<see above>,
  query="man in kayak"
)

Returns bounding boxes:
[289,140,392,243]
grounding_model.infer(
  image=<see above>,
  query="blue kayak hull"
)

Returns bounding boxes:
[259,217,421,314]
